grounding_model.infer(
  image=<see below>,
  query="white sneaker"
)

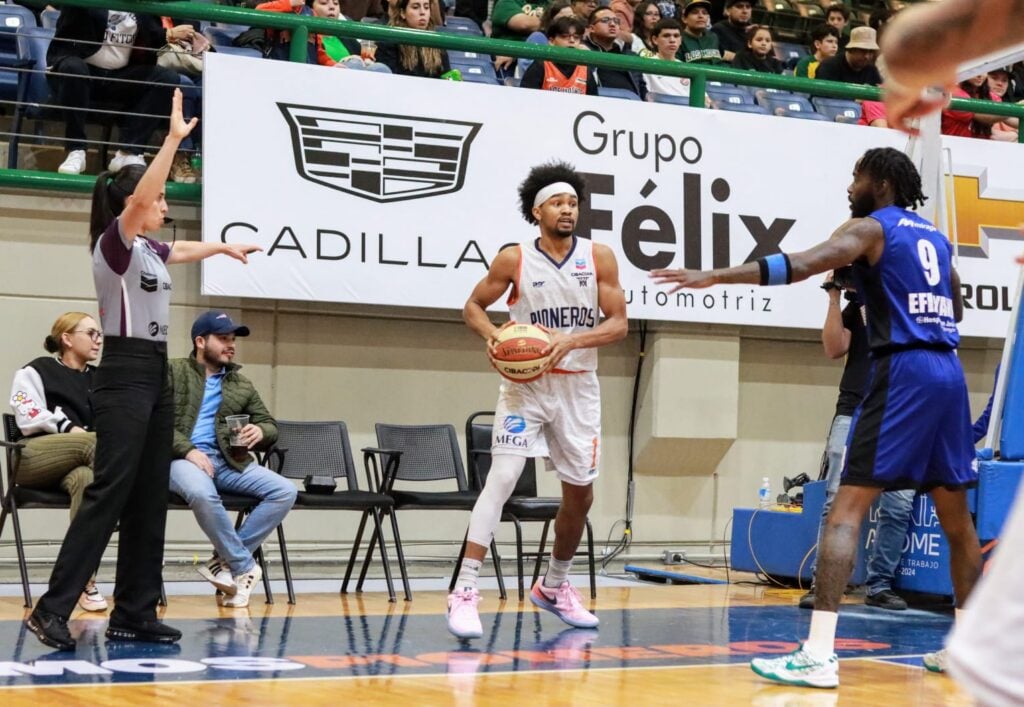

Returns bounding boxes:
[58,150,86,175]
[77,580,108,612]
[108,150,146,172]
[750,643,839,689]
[922,648,948,673]
[446,587,483,639]
[197,556,236,596]
[222,564,262,608]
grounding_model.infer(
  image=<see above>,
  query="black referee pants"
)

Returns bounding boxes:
[37,337,172,623]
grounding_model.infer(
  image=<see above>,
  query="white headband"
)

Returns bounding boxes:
[533,182,578,208]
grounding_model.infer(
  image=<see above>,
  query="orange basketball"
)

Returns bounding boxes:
[492,323,551,382]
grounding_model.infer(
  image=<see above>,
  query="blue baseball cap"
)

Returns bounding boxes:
[190,310,250,341]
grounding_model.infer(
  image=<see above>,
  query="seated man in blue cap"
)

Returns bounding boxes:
[168,310,296,608]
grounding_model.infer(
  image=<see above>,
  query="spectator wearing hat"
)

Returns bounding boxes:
[168,310,295,609]
[583,7,648,98]
[710,0,751,63]
[678,0,722,64]
[814,26,882,86]
[794,24,839,79]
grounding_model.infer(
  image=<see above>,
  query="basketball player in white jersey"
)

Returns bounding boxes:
[879,2,1024,700]
[447,162,628,639]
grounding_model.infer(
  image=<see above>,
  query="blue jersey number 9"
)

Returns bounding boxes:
[917,239,941,286]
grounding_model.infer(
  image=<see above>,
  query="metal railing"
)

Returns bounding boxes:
[0,0,1021,202]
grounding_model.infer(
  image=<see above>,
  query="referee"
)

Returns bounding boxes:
[26,90,260,650]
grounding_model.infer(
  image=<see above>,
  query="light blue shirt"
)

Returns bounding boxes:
[191,370,225,453]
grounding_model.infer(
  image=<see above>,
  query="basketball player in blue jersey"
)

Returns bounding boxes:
[652,147,982,689]
[447,162,628,640]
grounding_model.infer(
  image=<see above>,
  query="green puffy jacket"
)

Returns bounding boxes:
[169,356,278,471]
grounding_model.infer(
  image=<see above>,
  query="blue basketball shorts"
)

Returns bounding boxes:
[841,348,978,491]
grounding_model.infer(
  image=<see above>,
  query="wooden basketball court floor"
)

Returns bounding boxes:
[0,577,974,706]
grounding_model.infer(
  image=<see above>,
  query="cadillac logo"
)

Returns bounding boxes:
[278,103,481,203]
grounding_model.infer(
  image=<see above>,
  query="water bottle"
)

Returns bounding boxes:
[758,477,772,509]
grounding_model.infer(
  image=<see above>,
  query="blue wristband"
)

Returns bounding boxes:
[759,253,791,286]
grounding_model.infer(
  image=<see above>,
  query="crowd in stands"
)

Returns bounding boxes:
[14,0,1024,181]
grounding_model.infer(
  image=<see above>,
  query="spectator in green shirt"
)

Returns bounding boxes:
[492,0,549,40]
[678,0,722,64]
[492,0,550,73]
[794,23,839,79]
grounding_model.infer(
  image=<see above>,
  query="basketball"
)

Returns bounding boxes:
[492,323,551,382]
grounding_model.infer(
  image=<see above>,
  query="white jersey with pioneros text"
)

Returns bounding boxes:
[507,236,599,373]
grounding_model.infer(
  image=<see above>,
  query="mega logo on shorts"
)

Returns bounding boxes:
[496,415,528,447]
[503,415,527,434]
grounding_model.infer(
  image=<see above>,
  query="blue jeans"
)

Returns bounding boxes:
[811,414,915,592]
[811,414,852,578]
[177,74,202,152]
[170,450,296,575]
[865,489,915,595]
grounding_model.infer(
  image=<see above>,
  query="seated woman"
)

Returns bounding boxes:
[520,16,596,94]
[376,0,451,78]
[8,313,105,612]
[730,25,783,74]
[632,1,662,54]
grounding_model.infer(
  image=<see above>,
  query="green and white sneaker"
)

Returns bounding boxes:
[922,648,948,673]
[750,644,839,689]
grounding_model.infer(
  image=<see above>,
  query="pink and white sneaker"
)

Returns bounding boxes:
[447,588,483,639]
[530,580,599,628]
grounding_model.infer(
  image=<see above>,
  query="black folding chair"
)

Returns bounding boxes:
[0,413,70,607]
[268,420,406,603]
[365,423,507,601]
[450,411,597,600]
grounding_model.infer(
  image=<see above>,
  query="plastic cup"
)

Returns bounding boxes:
[226,414,249,449]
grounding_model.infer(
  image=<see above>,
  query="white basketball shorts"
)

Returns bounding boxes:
[491,370,601,486]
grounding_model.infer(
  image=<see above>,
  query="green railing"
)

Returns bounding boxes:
[4,0,1023,201]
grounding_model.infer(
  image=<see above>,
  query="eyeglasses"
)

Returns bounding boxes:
[72,328,103,342]
[594,16,621,24]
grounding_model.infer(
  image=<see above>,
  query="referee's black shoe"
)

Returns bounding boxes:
[26,609,76,651]
[106,618,182,644]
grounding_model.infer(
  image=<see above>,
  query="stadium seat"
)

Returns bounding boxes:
[707,85,754,105]
[449,50,491,66]
[454,61,499,84]
[438,22,483,36]
[39,8,59,30]
[651,92,691,106]
[444,17,483,34]
[774,41,808,70]
[758,91,815,114]
[812,96,862,122]
[780,108,829,120]
[717,102,769,115]
[597,86,641,100]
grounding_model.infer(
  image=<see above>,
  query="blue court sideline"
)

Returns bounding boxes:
[0,604,952,687]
